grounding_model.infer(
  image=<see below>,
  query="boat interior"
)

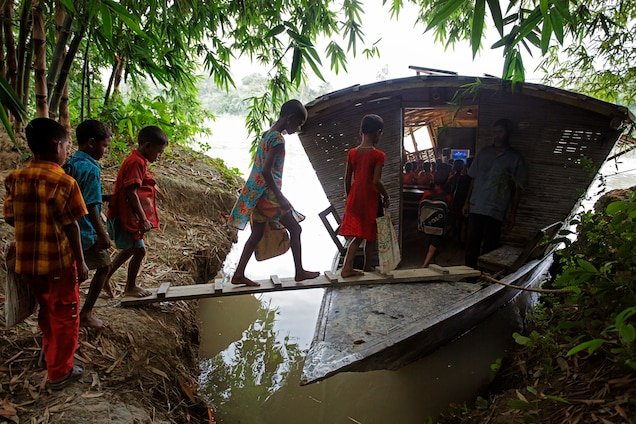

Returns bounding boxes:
[299,77,628,277]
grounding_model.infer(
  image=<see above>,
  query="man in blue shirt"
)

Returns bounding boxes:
[64,120,112,328]
[463,119,528,268]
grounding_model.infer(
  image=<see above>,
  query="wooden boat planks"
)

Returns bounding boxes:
[120,266,481,306]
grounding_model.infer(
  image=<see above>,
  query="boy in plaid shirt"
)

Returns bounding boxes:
[4,118,89,389]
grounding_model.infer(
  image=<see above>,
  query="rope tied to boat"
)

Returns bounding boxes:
[481,273,576,294]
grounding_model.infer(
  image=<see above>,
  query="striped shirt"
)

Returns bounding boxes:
[4,160,88,275]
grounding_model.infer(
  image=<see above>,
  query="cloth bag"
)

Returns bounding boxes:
[376,211,401,273]
[255,222,291,261]
[4,242,36,328]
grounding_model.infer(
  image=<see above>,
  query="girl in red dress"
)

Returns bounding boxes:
[338,114,390,278]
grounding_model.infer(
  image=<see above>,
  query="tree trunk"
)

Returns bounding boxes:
[80,30,90,121]
[3,0,17,89]
[32,0,47,117]
[112,57,125,94]
[59,81,69,130]
[15,0,32,102]
[0,6,6,79]
[21,37,32,107]
[47,13,71,101]
[49,24,84,115]
[103,58,118,105]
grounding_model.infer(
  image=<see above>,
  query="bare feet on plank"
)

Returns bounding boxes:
[340,269,364,278]
[231,275,261,287]
[295,270,320,282]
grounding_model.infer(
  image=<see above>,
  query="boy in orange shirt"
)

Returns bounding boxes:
[106,126,168,297]
[4,118,89,389]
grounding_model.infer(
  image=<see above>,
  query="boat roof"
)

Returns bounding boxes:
[305,75,633,124]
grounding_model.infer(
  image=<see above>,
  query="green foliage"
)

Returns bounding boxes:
[396,0,635,103]
[549,193,636,368]
[98,81,211,161]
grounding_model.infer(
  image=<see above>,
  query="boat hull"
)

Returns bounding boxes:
[300,255,554,385]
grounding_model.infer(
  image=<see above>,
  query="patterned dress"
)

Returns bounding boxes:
[229,130,304,230]
[338,147,386,241]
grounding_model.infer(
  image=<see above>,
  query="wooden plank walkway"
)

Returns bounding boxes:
[120,265,481,307]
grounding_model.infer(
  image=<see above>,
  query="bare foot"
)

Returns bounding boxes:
[124,286,152,297]
[295,270,320,282]
[420,263,430,268]
[80,313,104,329]
[340,269,364,278]
[231,275,260,287]
[103,282,115,299]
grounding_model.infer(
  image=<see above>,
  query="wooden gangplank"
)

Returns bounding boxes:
[120,265,481,307]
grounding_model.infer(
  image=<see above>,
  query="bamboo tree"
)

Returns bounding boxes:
[21,35,31,107]
[3,0,17,89]
[49,23,85,115]
[80,29,90,120]
[15,0,32,102]
[0,6,5,79]
[59,81,69,129]
[31,0,47,117]
[46,13,71,102]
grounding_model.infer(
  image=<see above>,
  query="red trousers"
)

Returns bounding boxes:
[23,267,79,381]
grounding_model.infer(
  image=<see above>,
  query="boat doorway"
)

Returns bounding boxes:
[400,106,478,267]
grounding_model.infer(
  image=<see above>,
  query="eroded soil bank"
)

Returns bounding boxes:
[0,144,240,423]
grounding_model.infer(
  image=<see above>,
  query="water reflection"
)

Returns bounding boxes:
[199,292,523,424]
[200,297,304,415]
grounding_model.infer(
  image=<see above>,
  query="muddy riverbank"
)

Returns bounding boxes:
[0,144,240,423]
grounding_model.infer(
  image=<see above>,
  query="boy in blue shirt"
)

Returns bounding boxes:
[64,120,112,328]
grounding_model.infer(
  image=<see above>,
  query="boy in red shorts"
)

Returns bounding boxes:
[4,118,89,389]
[106,126,167,297]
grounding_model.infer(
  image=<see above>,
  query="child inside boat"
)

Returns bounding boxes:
[339,114,390,278]
[419,163,453,267]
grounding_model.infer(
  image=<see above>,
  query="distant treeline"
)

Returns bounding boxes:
[197,73,331,116]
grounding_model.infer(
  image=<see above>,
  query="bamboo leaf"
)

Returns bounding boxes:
[426,0,466,32]
[512,7,542,46]
[0,76,27,121]
[486,0,504,35]
[102,0,144,37]
[59,0,76,13]
[549,7,564,43]
[0,104,16,144]
[302,50,325,81]
[286,29,313,47]
[554,0,571,21]
[290,47,302,83]
[265,24,286,38]
[100,5,113,42]
[541,13,552,54]
[539,0,549,17]
[471,0,486,57]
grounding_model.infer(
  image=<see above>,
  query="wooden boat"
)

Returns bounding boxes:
[296,73,633,385]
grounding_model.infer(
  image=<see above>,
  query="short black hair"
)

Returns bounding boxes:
[138,125,168,146]
[360,114,384,134]
[25,118,68,155]
[434,163,452,186]
[76,119,112,145]
[493,118,514,136]
[280,99,307,121]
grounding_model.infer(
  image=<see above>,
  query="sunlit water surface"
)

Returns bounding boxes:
[198,116,636,423]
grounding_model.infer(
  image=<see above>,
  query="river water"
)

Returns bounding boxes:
[197,115,636,423]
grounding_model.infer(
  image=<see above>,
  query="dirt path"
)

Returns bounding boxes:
[0,145,241,423]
